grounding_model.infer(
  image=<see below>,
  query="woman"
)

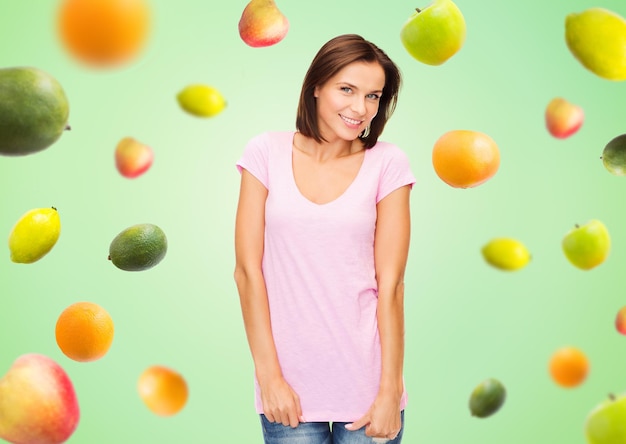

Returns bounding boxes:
[234,34,415,444]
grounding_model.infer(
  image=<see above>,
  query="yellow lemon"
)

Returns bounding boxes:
[8,207,61,263]
[176,84,226,118]
[565,8,626,81]
[481,237,531,271]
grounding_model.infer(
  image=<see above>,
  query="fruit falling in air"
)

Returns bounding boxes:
[565,7,626,81]
[585,393,626,444]
[0,67,70,156]
[615,306,626,335]
[400,0,466,65]
[108,223,167,271]
[0,354,80,444]
[468,378,506,418]
[115,137,154,178]
[545,97,584,139]
[432,129,500,188]
[601,134,626,176]
[138,365,189,416]
[57,0,151,67]
[481,238,531,271]
[56,301,115,362]
[238,0,289,48]
[8,207,61,264]
[177,84,227,118]
[549,346,589,388]
[562,220,610,270]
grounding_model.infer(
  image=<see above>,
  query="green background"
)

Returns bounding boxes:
[2,0,626,442]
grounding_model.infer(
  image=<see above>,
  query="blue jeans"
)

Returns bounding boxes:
[260,411,404,444]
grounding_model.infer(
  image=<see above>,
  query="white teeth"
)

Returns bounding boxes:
[340,115,362,125]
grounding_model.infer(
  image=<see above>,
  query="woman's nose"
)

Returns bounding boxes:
[350,95,367,115]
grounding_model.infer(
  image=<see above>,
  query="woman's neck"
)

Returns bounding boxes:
[294,132,363,162]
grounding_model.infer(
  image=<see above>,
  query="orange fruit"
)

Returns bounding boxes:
[55,301,114,362]
[432,129,500,188]
[138,365,188,416]
[549,346,589,388]
[57,0,151,67]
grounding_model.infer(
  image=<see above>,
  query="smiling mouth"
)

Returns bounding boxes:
[340,114,363,126]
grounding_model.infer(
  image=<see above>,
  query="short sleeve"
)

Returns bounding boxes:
[236,133,269,189]
[376,144,416,203]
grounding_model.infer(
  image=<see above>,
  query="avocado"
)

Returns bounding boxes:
[469,377,506,418]
[108,223,167,271]
[0,67,70,156]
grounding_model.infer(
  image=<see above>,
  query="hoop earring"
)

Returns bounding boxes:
[360,125,370,139]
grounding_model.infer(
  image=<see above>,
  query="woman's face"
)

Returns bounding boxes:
[313,61,385,143]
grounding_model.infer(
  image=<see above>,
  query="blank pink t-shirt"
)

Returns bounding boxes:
[236,131,415,422]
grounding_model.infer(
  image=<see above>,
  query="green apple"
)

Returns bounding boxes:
[562,219,610,270]
[585,393,626,443]
[400,0,466,65]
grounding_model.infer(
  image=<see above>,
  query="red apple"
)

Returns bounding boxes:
[115,137,154,178]
[0,353,80,444]
[615,306,626,335]
[238,0,289,48]
[545,97,584,139]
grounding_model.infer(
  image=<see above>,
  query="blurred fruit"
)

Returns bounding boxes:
[400,0,466,65]
[432,129,500,188]
[549,346,589,388]
[585,393,626,443]
[562,220,610,270]
[545,97,584,139]
[108,223,167,271]
[115,136,154,178]
[138,365,188,416]
[57,0,150,67]
[601,134,626,176]
[177,84,227,118]
[55,301,114,362]
[468,377,506,418]
[565,8,626,81]
[615,306,626,335]
[481,237,531,271]
[8,207,61,264]
[0,353,79,444]
[238,0,289,48]
[0,67,70,156]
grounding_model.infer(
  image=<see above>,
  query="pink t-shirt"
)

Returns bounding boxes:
[236,131,416,422]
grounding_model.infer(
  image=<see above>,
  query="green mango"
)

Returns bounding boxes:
[0,67,70,156]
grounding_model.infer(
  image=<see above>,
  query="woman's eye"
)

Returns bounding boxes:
[366,93,381,100]
[340,86,352,93]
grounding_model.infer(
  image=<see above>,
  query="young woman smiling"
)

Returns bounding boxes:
[234,34,415,444]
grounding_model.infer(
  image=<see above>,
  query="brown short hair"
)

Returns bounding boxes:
[296,34,402,149]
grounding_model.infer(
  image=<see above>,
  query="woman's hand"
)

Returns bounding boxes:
[260,375,304,428]
[344,393,401,440]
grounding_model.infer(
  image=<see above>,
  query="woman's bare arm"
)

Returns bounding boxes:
[233,169,302,427]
